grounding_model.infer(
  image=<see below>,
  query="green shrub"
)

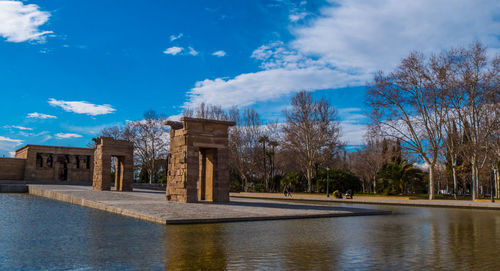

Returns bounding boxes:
[253,183,266,192]
[315,169,362,193]
[281,171,307,192]
[230,183,242,192]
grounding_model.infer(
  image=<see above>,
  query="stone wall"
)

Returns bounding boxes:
[0,158,26,180]
[166,117,234,203]
[17,145,93,182]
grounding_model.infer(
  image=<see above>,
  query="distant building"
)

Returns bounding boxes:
[0,145,93,183]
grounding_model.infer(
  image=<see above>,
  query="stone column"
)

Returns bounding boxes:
[78,155,87,169]
[214,148,230,203]
[40,154,49,168]
[92,147,111,191]
[124,156,133,191]
[69,155,78,169]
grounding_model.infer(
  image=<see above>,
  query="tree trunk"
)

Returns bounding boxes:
[429,164,435,200]
[495,167,499,199]
[262,142,267,191]
[373,176,377,194]
[149,159,155,184]
[306,166,312,193]
[476,165,481,198]
[242,175,248,192]
[472,163,477,200]
[452,163,457,200]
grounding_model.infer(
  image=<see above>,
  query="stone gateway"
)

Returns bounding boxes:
[165,117,235,203]
[92,137,134,192]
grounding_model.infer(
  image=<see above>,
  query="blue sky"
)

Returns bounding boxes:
[0,0,499,156]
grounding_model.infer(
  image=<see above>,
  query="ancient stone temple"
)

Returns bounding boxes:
[92,137,134,192]
[165,117,235,203]
[1,145,94,182]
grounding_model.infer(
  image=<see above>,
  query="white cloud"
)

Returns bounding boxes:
[183,0,500,148]
[212,50,226,57]
[42,134,52,142]
[65,123,123,135]
[170,33,183,41]
[48,98,116,116]
[17,130,49,138]
[54,133,82,139]
[9,151,15,157]
[3,125,32,131]
[291,0,500,74]
[167,114,182,121]
[251,41,323,70]
[186,67,365,109]
[289,12,308,22]
[27,112,57,119]
[164,46,183,55]
[340,122,366,146]
[337,108,369,145]
[0,136,23,153]
[0,0,53,43]
[186,0,500,109]
[188,46,199,56]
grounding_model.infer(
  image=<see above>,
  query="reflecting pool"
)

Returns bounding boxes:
[1,194,500,270]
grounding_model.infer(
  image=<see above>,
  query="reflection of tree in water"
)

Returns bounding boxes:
[446,210,500,270]
[283,242,339,270]
[279,220,341,270]
[164,224,227,270]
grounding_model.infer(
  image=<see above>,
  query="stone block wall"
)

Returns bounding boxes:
[16,145,93,182]
[0,158,26,180]
[166,117,234,203]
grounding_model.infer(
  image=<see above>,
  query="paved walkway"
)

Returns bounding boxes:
[230,192,500,210]
[27,185,390,225]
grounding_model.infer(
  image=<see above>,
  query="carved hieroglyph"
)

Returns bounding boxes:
[165,117,235,203]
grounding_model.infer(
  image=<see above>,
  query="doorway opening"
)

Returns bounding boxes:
[112,156,125,191]
[198,148,216,202]
[57,155,68,181]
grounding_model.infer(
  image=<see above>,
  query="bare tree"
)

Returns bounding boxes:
[446,43,500,199]
[442,120,463,199]
[99,126,124,140]
[367,52,447,200]
[127,110,169,184]
[258,135,269,190]
[228,108,264,191]
[183,102,229,121]
[283,91,342,192]
[348,135,399,194]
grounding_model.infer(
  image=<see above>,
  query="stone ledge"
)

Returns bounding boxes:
[27,185,390,225]
[0,184,28,193]
[231,192,500,210]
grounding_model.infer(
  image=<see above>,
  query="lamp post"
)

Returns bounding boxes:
[326,167,329,197]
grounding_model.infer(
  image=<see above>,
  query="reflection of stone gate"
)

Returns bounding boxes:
[165,117,235,203]
[92,137,134,191]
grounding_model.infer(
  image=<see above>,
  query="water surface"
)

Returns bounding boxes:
[1,194,499,270]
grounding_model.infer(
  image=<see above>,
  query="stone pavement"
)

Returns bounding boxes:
[27,185,390,225]
[231,192,500,210]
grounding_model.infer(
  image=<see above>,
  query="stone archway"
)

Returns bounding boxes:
[92,137,134,191]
